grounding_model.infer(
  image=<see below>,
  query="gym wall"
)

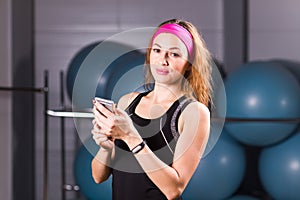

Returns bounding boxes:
[34,0,223,199]
[1,0,296,199]
[249,0,300,61]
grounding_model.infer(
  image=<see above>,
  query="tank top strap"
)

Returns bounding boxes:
[170,97,196,141]
[125,91,151,115]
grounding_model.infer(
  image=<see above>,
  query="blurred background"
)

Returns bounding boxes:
[1,0,300,199]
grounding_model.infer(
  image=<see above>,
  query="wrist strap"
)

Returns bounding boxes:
[131,140,146,154]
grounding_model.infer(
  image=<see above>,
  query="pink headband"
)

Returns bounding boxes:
[152,23,194,58]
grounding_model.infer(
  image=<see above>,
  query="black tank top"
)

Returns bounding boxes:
[111,91,194,200]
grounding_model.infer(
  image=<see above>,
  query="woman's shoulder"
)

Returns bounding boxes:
[117,92,141,110]
[181,100,210,120]
[177,99,210,136]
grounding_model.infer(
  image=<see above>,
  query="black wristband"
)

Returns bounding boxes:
[131,140,146,154]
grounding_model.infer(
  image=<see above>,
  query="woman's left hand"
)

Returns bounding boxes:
[93,100,140,141]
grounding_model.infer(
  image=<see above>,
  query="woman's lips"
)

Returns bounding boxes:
[156,68,169,75]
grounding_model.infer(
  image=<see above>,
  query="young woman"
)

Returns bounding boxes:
[91,18,213,200]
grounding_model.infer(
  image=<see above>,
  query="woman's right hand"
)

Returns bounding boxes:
[91,119,114,151]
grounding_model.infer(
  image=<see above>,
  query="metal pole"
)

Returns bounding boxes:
[60,71,66,200]
[0,86,45,93]
[43,70,49,200]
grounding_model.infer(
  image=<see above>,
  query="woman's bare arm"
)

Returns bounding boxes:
[126,102,210,199]
[91,148,114,183]
[91,92,138,183]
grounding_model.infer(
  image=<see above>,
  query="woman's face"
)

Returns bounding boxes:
[149,33,189,86]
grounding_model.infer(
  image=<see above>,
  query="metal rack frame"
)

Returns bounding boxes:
[0,70,49,200]
[46,71,94,200]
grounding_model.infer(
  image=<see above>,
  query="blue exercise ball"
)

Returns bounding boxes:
[271,59,300,84]
[183,132,246,200]
[74,136,112,200]
[259,132,300,200]
[223,61,300,146]
[67,41,145,109]
[98,51,146,102]
[66,42,100,101]
[202,58,227,158]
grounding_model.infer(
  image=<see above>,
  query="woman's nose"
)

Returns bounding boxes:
[159,51,169,66]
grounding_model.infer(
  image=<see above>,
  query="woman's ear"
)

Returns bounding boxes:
[184,64,192,78]
[186,62,192,71]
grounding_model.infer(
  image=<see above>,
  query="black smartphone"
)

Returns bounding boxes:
[94,97,116,113]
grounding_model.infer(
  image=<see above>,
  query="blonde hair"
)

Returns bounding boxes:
[144,19,213,107]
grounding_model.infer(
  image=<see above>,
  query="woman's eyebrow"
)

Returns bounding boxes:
[153,43,181,51]
[169,47,181,51]
[152,43,161,48]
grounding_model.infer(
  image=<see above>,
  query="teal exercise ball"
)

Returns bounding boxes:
[271,59,300,83]
[223,61,300,146]
[203,58,227,158]
[259,132,300,200]
[67,41,145,109]
[183,132,246,200]
[74,136,112,200]
[66,42,100,101]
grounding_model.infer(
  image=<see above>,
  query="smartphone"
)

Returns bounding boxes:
[94,97,116,113]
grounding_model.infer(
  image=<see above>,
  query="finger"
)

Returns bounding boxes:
[91,124,106,134]
[92,133,99,140]
[93,134,112,146]
[94,107,114,129]
[114,107,125,116]
[94,120,111,133]
[94,101,114,118]
[94,123,101,130]
[104,130,112,137]
[92,134,101,145]
[93,111,107,128]
[92,133,105,141]
[114,108,131,122]
[93,106,107,120]
[93,121,102,130]
[93,106,103,118]
[92,132,107,141]
[95,118,112,133]
[93,135,108,145]
[102,138,110,144]
[91,128,102,135]
[92,122,113,140]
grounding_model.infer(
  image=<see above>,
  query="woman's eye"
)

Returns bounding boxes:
[170,52,180,57]
[152,48,160,53]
